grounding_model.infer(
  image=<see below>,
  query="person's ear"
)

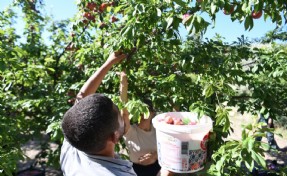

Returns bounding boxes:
[111,131,120,143]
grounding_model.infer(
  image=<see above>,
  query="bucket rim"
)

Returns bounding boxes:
[152,112,213,133]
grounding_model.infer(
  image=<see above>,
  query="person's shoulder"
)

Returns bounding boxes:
[123,124,137,137]
[61,138,72,150]
[89,155,136,176]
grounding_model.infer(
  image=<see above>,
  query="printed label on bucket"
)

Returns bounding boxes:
[157,131,208,173]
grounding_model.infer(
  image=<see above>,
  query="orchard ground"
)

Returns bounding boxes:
[18,107,287,176]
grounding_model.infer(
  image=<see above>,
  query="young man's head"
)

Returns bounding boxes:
[61,93,124,154]
[140,98,156,122]
[143,98,155,113]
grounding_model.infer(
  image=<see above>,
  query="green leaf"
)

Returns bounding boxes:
[242,2,248,12]
[182,117,190,125]
[0,60,6,71]
[173,0,186,7]
[247,138,255,152]
[244,16,254,31]
[196,15,202,23]
[203,84,214,98]
[211,3,217,15]
[156,8,161,17]
[121,26,131,36]
[242,129,247,140]
[244,123,253,130]
[260,142,270,151]
[216,157,224,171]
[252,65,258,73]
[166,17,174,30]
[223,117,230,132]
[182,14,192,24]
[114,5,124,13]
[251,150,266,169]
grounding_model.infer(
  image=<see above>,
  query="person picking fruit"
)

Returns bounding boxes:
[119,71,161,176]
[60,51,173,176]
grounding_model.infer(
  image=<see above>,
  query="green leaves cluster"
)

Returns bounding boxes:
[208,120,272,175]
[125,99,150,123]
[1,0,287,175]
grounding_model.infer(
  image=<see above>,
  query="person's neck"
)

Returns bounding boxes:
[89,142,115,158]
[138,120,152,131]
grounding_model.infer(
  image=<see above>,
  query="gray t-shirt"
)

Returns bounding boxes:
[123,124,157,163]
[60,139,137,176]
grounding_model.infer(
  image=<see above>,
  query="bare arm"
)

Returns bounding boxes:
[77,52,126,99]
[119,71,131,134]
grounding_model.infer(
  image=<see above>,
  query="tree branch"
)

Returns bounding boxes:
[53,23,89,86]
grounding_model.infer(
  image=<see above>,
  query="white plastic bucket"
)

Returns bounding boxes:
[152,112,213,173]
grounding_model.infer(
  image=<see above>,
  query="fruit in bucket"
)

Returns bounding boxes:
[160,114,198,125]
[173,118,184,125]
[188,121,197,125]
[164,115,174,124]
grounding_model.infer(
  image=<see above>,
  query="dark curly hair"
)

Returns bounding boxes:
[61,93,120,153]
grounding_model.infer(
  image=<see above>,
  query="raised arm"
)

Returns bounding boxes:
[119,70,131,134]
[77,52,126,99]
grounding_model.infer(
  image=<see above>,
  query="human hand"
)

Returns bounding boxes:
[159,168,173,176]
[138,151,158,166]
[116,71,127,79]
[106,51,126,65]
[120,71,127,78]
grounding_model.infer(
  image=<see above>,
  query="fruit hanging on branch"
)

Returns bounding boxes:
[83,12,96,21]
[66,43,78,52]
[99,22,107,29]
[111,16,119,23]
[86,2,97,11]
[223,6,234,15]
[251,10,263,19]
[182,13,191,23]
[70,32,76,37]
[99,2,110,13]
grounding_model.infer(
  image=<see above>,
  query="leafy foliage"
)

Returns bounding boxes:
[0,0,287,175]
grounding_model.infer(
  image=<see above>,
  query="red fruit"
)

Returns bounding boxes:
[82,19,89,25]
[173,118,184,125]
[99,22,107,29]
[251,10,262,19]
[66,45,73,51]
[87,2,97,11]
[164,116,174,124]
[30,25,35,31]
[200,133,209,151]
[188,121,197,125]
[182,13,190,20]
[99,2,109,12]
[66,43,78,52]
[183,13,190,19]
[223,6,234,15]
[83,12,95,21]
[70,32,75,37]
[111,16,118,22]
[83,12,90,18]
[182,13,191,24]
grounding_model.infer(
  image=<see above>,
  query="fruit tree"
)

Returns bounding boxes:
[0,0,287,175]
